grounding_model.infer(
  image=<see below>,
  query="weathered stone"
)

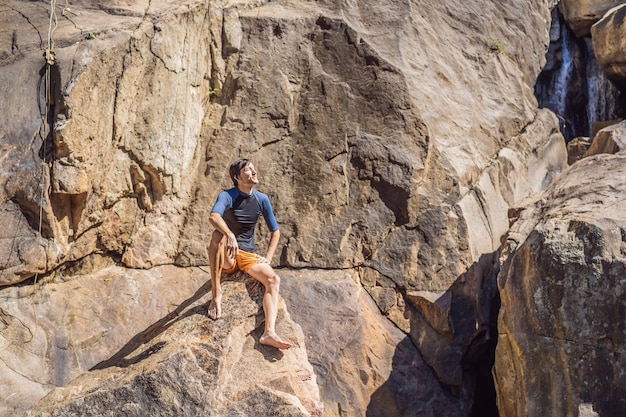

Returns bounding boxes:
[495,152,626,417]
[121,223,180,269]
[567,136,592,164]
[51,160,91,195]
[584,119,626,156]
[591,4,626,89]
[280,270,472,416]
[24,275,323,417]
[591,118,624,137]
[0,201,62,286]
[1,0,233,272]
[0,260,209,417]
[179,0,565,301]
[1,0,564,288]
[0,0,592,415]
[559,0,623,37]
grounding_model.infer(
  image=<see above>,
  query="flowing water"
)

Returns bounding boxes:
[585,37,622,133]
[535,9,624,141]
[551,15,574,120]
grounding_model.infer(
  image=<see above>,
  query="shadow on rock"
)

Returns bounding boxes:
[367,251,502,416]
[91,268,216,370]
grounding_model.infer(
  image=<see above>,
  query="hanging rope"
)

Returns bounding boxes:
[32,0,59,287]
[45,0,57,66]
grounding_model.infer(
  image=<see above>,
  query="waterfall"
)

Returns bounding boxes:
[551,17,574,120]
[585,37,621,135]
[535,8,624,141]
[534,9,581,140]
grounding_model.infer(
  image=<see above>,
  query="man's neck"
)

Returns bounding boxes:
[237,184,253,195]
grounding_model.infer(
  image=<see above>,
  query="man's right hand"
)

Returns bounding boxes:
[226,233,239,258]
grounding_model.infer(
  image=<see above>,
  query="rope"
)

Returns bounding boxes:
[45,0,57,66]
[32,0,59,287]
[2,1,61,282]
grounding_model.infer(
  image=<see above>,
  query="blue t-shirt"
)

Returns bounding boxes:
[211,188,279,253]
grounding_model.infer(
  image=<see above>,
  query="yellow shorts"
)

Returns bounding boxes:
[222,250,260,274]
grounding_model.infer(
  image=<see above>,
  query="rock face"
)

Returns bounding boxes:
[591,4,626,90]
[584,119,626,156]
[495,142,626,416]
[0,0,562,286]
[6,0,624,416]
[273,270,473,416]
[23,274,324,417]
[559,0,624,37]
[0,259,209,417]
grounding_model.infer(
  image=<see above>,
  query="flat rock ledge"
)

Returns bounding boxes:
[24,277,323,417]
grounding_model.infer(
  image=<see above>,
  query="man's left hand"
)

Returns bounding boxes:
[258,256,269,264]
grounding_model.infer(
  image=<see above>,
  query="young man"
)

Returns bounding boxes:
[207,159,291,350]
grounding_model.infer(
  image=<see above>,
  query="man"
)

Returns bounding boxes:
[207,159,291,350]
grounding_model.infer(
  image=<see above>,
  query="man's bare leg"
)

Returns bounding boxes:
[247,263,292,349]
[207,230,228,320]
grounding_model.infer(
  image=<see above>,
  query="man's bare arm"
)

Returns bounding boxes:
[264,230,280,263]
[209,212,239,257]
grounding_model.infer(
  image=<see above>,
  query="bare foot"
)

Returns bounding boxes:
[260,333,292,350]
[208,297,221,320]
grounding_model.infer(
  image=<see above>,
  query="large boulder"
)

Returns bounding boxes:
[0,258,208,417]
[23,274,324,417]
[21,269,472,417]
[495,151,626,417]
[559,0,623,37]
[591,4,626,90]
[584,119,626,156]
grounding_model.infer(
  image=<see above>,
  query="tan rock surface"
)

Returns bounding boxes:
[559,0,623,37]
[495,152,626,417]
[280,270,471,416]
[567,136,592,164]
[0,0,585,415]
[2,0,564,287]
[0,258,208,417]
[591,4,626,89]
[24,275,323,417]
[21,269,472,417]
[584,119,626,156]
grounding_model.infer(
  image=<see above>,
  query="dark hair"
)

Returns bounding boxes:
[229,159,251,186]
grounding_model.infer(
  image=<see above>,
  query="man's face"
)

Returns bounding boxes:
[237,163,259,186]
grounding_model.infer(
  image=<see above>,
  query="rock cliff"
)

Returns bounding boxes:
[592,3,626,90]
[1,0,624,416]
[495,125,626,416]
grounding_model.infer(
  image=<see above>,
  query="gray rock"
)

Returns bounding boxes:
[496,152,626,417]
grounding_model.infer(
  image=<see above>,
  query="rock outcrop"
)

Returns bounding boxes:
[559,0,623,37]
[6,0,626,416]
[23,273,324,417]
[0,259,208,417]
[591,3,626,90]
[17,269,475,417]
[495,135,626,416]
[584,119,626,156]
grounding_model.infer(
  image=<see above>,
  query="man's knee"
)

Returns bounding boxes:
[267,273,281,291]
[209,230,225,249]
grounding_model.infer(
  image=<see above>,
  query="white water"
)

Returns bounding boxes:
[535,9,624,140]
[551,18,574,120]
[585,37,621,135]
